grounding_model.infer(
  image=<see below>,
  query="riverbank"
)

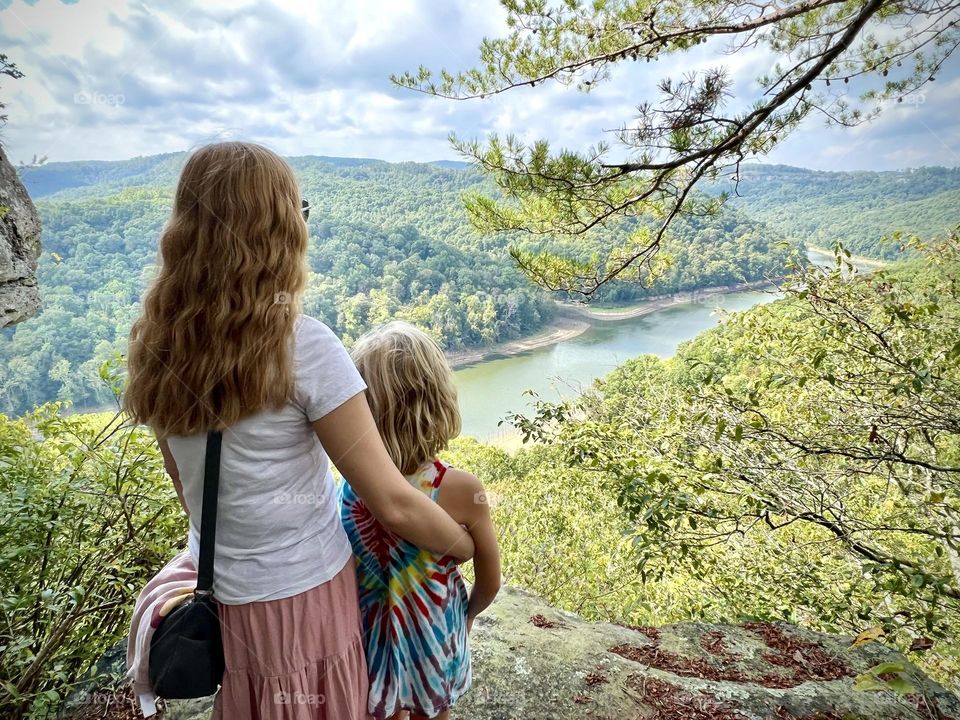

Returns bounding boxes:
[446,245,891,370]
[446,316,591,370]
[556,278,775,322]
[445,279,774,370]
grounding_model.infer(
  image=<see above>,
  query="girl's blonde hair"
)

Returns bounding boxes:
[123,141,309,436]
[351,321,461,475]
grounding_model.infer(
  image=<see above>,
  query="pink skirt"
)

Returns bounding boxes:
[213,559,372,720]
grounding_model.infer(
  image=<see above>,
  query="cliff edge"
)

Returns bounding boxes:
[0,148,41,327]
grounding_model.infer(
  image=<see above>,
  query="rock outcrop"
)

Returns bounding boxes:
[67,585,959,719]
[0,148,42,327]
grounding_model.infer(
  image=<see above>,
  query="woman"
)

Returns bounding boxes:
[123,141,474,720]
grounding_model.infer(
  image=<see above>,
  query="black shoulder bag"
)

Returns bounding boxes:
[149,430,226,699]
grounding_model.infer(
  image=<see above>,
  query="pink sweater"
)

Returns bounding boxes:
[126,550,198,716]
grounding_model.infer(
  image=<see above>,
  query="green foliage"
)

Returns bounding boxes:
[521,207,801,301]
[854,661,916,695]
[0,405,185,718]
[445,437,661,621]
[714,165,960,259]
[451,231,960,687]
[300,222,550,349]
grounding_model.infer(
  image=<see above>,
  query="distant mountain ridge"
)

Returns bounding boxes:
[21,152,469,200]
[20,153,182,199]
[23,154,958,260]
[25,152,957,199]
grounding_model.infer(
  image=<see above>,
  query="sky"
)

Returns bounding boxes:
[1,0,958,171]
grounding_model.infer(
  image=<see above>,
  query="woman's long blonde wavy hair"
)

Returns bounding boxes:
[350,322,461,475]
[124,142,308,437]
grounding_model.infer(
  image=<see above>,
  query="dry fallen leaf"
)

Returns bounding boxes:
[851,626,885,648]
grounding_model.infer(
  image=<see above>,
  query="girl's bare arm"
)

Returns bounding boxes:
[438,468,502,629]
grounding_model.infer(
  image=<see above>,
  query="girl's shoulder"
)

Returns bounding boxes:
[293,314,339,350]
[433,462,485,522]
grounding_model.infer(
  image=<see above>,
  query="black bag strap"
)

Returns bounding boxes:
[196,430,222,595]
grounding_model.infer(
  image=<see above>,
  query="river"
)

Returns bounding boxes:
[453,248,872,442]
[453,288,776,442]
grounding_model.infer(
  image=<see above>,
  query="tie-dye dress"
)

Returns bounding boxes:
[339,459,471,719]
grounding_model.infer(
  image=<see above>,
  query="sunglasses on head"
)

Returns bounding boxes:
[301,199,310,221]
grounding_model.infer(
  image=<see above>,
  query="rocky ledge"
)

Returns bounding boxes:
[0,147,42,328]
[68,585,959,720]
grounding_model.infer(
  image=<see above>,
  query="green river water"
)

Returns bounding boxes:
[453,248,865,441]
[453,288,776,441]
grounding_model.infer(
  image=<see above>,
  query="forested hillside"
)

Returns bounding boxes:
[715,164,960,258]
[452,232,960,685]
[3,154,792,416]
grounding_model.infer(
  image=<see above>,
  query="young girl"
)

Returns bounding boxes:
[340,321,502,720]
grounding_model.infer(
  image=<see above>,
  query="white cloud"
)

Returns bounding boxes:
[0,0,957,169]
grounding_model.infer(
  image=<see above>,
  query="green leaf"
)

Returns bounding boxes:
[854,662,916,696]
[714,419,727,441]
[948,339,960,361]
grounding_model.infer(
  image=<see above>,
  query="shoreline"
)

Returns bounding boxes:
[445,278,775,370]
[556,278,775,322]
[446,316,591,370]
[445,245,889,370]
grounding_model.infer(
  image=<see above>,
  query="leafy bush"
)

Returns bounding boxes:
[451,233,960,689]
[0,404,184,718]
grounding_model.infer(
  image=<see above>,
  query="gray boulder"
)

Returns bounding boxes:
[0,147,41,327]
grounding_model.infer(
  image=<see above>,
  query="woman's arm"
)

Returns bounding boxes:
[438,468,502,631]
[312,392,475,562]
[157,437,188,515]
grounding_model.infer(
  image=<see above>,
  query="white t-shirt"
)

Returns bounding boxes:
[165,314,367,605]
